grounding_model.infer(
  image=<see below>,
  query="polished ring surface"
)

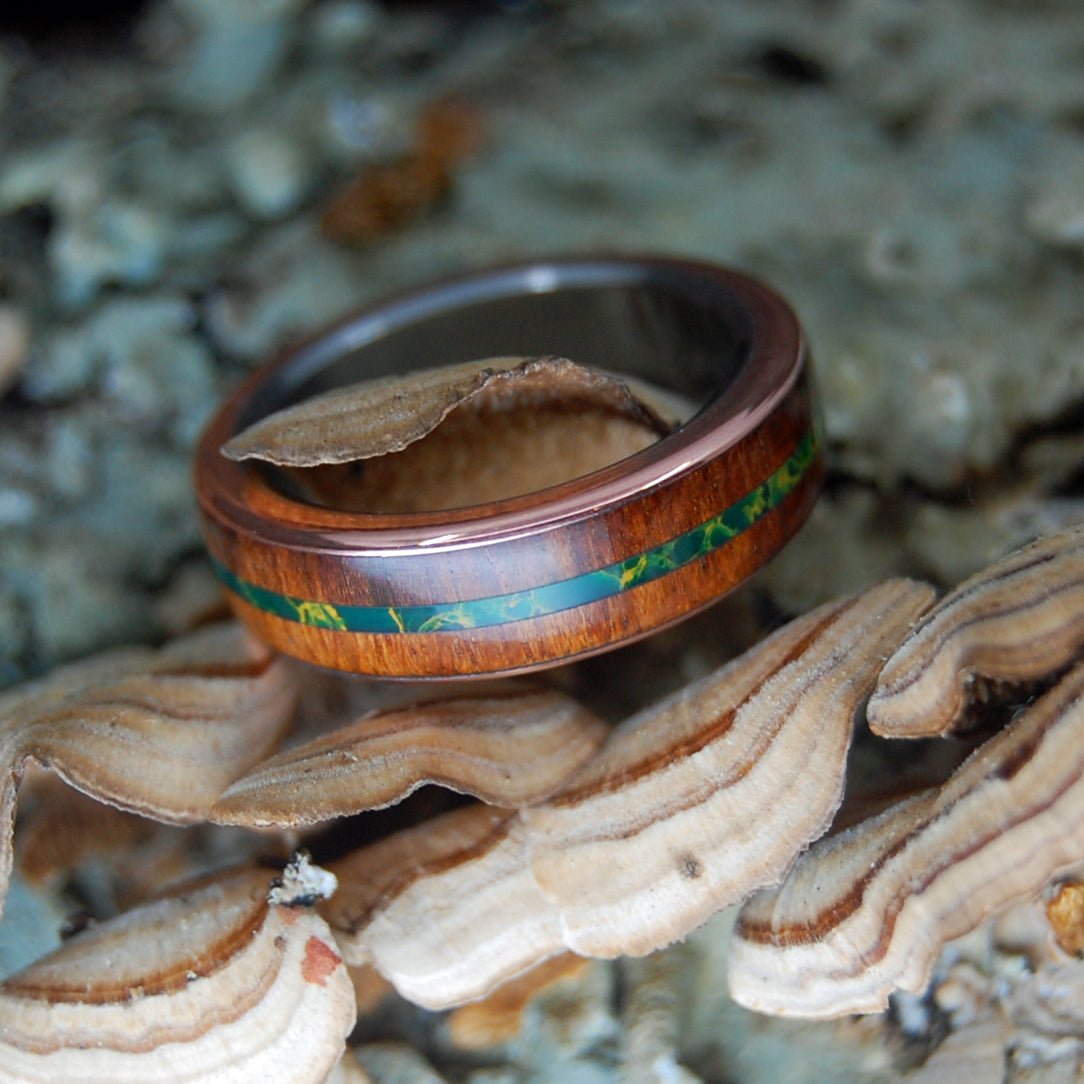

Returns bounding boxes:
[195,255,824,678]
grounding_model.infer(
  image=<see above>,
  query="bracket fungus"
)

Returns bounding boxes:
[220,355,681,513]
[321,578,933,1008]
[729,657,1084,1019]
[0,623,296,918]
[868,523,1084,738]
[0,858,354,1084]
[211,689,610,826]
[3,336,1084,1079]
[221,354,679,468]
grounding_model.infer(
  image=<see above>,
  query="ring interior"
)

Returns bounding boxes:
[236,261,754,433]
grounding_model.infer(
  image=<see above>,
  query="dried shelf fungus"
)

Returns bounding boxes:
[730,525,1084,1019]
[0,857,354,1084]
[211,689,609,827]
[868,522,1084,738]
[221,355,685,513]
[0,623,296,919]
[321,578,934,1008]
[221,354,683,469]
[1,375,1083,1077]
[730,658,1084,1017]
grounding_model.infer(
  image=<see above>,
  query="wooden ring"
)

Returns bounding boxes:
[195,255,824,678]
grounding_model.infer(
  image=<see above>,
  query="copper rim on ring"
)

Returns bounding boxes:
[195,255,825,678]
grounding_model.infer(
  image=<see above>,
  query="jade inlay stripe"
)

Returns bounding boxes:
[214,429,819,634]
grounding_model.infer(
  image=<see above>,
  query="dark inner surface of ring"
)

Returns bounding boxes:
[235,263,754,436]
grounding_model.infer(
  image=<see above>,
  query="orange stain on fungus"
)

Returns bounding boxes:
[301,936,342,986]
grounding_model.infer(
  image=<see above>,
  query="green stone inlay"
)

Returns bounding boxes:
[214,429,819,635]
[289,600,348,630]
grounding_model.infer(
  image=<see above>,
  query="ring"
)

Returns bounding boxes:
[195,255,824,678]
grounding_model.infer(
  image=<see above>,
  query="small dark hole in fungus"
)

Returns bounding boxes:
[678,853,703,880]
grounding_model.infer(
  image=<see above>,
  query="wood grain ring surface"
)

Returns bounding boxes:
[195,255,824,678]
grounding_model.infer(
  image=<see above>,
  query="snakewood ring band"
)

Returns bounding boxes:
[195,255,824,678]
